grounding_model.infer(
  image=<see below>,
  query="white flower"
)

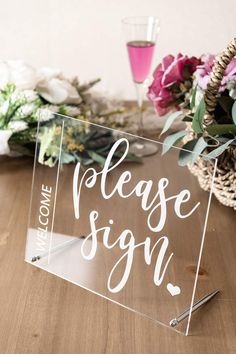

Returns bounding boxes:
[11,89,38,104]
[36,66,81,105]
[63,105,80,117]
[0,130,12,155]
[10,89,38,107]
[0,100,10,116]
[45,105,59,113]
[36,108,54,122]
[10,90,25,104]
[8,120,28,132]
[23,90,38,102]
[14,103,36,119]
[0,61,82,106]
[37,78,81,105]
[37,67,64,81]
[0,60,38,90]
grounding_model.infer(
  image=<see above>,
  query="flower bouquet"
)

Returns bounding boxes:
[148,38,236,209]
[0,60,135,167]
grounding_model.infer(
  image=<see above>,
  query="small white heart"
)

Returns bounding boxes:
[167,283,181,296]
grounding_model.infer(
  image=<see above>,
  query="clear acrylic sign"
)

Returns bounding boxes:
[25,113,217,335]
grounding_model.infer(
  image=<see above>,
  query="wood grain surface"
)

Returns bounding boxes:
[0,150,236,354]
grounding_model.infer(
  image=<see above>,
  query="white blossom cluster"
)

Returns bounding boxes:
[0,60,83,155]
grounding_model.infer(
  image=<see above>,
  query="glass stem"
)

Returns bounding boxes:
[135,83,144,137]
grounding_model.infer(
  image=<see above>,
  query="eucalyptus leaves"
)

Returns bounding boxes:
[148,53,236,165]
[161,84,236,165]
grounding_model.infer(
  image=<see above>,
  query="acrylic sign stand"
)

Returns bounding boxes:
[25,113,219,336]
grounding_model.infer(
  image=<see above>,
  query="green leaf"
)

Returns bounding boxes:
[178,139,198,166]
[87,150,106,167]
[160,111,182,135]
[204,139,235,160]
[192,137,208,161]
[190,86,197,110]
[178,137,210,166]
[162,131,188,155]
[61,152,75,164]
[38,126,58,165]
[206,124,236,136]
[73,153,94,166]
[192,98,205,133]
[232,101,236,124]
[114,151,142,163]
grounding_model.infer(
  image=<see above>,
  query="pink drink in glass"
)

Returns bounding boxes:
[127,40,155,83]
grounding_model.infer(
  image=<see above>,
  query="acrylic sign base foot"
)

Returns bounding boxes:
[170,290,219,332]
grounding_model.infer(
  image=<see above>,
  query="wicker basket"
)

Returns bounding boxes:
[188,38,236,209]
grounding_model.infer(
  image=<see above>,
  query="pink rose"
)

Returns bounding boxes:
[147,54,200,116]
[195,54,236,91]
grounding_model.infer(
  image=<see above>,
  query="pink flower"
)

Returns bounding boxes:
[195,54,236,91]
[147,54,200,116]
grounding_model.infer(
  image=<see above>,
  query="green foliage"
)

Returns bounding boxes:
[178,137,208,166]
[206,124,236,136]
[204,139,235,160]
[38,125,60,167]
[178,139,198,166]
[38,121,141,168]
[162,131,188,155]
[0,78,134,166]
[192,98,205,133]
[151,72,236,164]
[61,152,76,164]
[87,150,106,167]
[190,86,197,110]
[160,111,182,135]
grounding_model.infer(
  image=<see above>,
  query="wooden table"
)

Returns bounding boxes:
[0,151,236,354]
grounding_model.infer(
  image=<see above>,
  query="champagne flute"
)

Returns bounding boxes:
[122,16,160,156]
